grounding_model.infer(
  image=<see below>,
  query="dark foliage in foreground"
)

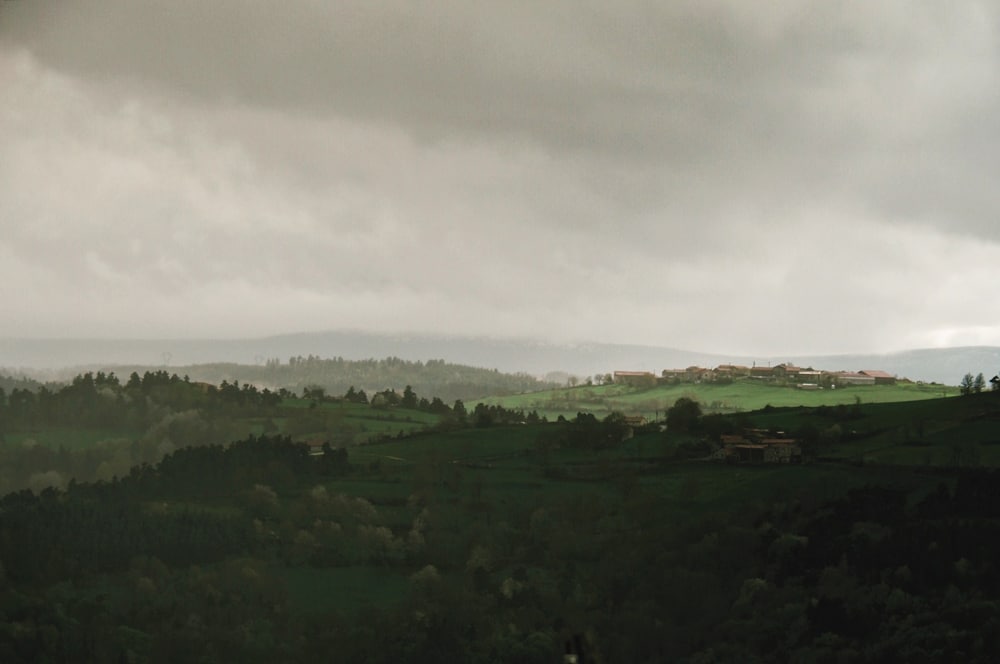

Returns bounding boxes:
[3,431,1000,661]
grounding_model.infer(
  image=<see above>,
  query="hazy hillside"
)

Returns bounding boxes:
[96,357,558,403]
[0,373,43,393]
[2,331,997,385]
[0,332,721,375]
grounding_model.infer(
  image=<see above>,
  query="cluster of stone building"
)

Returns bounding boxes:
[711,429,803,464]
[613,364,897,390]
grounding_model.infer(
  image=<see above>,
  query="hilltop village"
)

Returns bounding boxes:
[613,363,897,389]
[607,364,899,464]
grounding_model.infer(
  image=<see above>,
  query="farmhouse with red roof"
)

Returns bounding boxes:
[859,370,896,385]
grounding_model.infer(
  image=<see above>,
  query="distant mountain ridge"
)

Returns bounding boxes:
[2,331,997,386]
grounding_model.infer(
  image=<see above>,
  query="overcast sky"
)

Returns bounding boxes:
[2,1,1000,356]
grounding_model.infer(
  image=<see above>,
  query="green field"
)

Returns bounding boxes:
[318,419,957,519]
[743,392,1000,467]
[6,426,143,450]
[277,399,443,444]
[478,379,958,420]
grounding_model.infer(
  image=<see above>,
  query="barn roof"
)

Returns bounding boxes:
[859,370,894,379]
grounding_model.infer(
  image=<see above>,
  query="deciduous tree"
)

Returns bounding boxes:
[666,397,702,433]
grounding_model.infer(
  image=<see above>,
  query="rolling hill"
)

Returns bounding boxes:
[2,330,997,385]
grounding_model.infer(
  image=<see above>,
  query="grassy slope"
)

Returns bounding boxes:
[274,422,955,614]
[14,385,993,628]
[84,392,1000,618]
[5,400,445,455]
[745,391,1000,466]
[6,426,143,450]
[478,379,958,420]
[278,399,443,443]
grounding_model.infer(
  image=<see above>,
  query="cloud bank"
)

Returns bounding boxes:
[2,1,1000,354]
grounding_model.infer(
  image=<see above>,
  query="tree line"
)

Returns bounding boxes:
[109,355,558,403]
[0,371,545,494]
[959,370,1000,395]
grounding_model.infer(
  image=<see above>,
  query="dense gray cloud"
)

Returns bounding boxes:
[2,1,1000,355]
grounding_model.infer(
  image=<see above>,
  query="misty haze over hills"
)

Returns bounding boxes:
[2,331,997,386]
[6,2,1000,355]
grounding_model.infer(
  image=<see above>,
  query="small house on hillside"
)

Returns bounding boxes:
[685,366,715,382]
[772,364,801,379]
[760,439,802,463]
[622,415,648,428]
[860,370,896,385]
[661,369,688,382]
[726,444,767,463]
[836,372,876,386]
[716,430,802,464]
[613,371,656,387]
[304,438,328,456]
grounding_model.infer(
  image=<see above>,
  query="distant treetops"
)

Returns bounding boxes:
[959,371,996,396]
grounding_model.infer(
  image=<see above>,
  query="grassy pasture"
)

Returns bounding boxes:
[275,399,445,445]
[320,410,981,529]
[281,399,440,424]
[5,426,140,450]
[746,393,1000,467]
[306,426,951,561]
[479,379,958,421]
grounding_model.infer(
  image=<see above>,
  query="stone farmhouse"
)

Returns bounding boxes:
[647,363,898,388]
[859,370,897,385]
[712,429,802,464]
[613,371,657,387]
